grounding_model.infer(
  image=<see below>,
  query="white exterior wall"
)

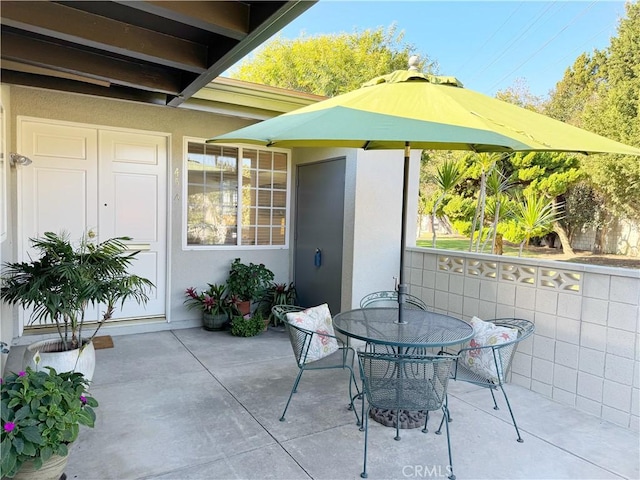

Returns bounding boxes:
[351,149,421,307]
[406,247,640,430]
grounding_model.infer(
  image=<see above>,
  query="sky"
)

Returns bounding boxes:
[229,0,629,99]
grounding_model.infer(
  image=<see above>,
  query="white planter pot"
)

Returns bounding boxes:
[23,339,96,382]
[12,453,69,480]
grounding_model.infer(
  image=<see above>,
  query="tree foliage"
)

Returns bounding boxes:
[545,2,640,222]
[430,159,464,247]
[495,77,544,112]
[508,192,561,256]
[230,25,436,97]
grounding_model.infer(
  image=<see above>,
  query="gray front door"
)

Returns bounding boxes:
[294,158,345,313]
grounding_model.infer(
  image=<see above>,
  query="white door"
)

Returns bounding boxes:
[98,130,166,318]
[18,118,167,327]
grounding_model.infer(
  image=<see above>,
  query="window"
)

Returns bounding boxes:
[184,139,289,248]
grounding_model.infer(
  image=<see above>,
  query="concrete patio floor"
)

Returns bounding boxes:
[5,327,639,480]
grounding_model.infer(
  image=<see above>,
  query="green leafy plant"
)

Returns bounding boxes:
[184,283,239,318]
[509,192,562,256]
[226,258,275,302]
[230,312,266,337]
[0,366,98,478]
[0,232,154,351]
[256,282,297,325]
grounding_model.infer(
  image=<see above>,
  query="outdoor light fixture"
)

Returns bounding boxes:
[9,152,32,166]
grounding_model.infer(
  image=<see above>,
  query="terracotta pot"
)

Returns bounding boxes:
[237,300,251,316]
[13,454,68,480]
[203,312,228,331]
[23,339,95,382]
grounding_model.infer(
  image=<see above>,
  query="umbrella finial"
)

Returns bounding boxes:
[408,55,419,71]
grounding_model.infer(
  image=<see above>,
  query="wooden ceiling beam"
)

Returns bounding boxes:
[167,1,312,107]
[1,1,208,73]
[117,1,250,40]
[1,69,170,105]
[1,32,184,95]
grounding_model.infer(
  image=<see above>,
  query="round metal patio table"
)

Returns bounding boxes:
[333,307,473,429]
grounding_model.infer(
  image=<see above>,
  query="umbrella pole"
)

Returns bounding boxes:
[397,141,411,324]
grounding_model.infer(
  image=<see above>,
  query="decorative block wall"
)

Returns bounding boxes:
[406,247,640,430]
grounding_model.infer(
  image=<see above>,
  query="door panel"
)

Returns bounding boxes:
[294,158,345,314]
[34,169,88,236]
[20,121,98,256]
[113,173,158,240]
[19,120,100,328]
[99,130,166,318]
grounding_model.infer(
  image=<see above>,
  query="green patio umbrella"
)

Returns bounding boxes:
[208,69,640,321]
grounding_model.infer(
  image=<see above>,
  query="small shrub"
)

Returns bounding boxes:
[230,313,265,337]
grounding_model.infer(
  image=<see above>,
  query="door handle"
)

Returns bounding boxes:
[314,248,322,267]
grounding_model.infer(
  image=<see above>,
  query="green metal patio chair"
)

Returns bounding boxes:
[272,305,361,424]
[357,351,457,479]
[439,317,535,442]
[360,290,429,311]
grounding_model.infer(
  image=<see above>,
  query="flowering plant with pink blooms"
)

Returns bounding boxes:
[184,282,239,317]
[0,367,98,478]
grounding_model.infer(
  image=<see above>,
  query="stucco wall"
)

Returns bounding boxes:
[406,247,640,430]
[2,85,292,343]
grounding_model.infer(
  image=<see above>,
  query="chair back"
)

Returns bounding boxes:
[455,318,535,384]
[490,318,535,381]
[272,304,307,323]
[360,290,428,310]
[357,351,456,412]
[272,305,311,365]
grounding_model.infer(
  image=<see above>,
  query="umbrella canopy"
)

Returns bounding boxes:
[208,69,640,321]
[209,70,640,156]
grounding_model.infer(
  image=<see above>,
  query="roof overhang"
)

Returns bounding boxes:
[0,1,316,107]
[185,76,326,120]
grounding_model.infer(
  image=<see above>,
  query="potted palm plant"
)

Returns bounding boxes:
[0,232,154,381]
[0,366,98,479]
[184,283,238,331]
[226,259,274,315]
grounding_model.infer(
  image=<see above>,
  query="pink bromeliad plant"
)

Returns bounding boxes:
[184,283,240,317]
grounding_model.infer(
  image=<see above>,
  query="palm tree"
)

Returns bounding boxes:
[469,153,500,252]
[511,192,562,256]
[485,169,514,254]
[431,160,464,247]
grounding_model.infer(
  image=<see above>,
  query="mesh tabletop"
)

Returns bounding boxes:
[333,307,473,348]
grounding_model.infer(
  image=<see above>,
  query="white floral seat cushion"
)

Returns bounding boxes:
[460,316,519,383]
[285,303,339,363]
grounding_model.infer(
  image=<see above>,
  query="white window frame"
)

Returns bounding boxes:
[182,137,291,250]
